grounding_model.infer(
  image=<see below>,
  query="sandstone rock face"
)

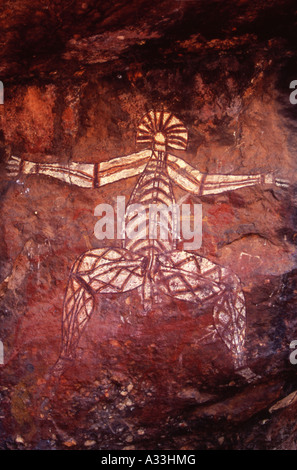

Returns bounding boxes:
[1,0,297,450]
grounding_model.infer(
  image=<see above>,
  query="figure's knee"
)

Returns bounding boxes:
[70,253,85,275]
[197,256,241,292]
[216,264,242,291]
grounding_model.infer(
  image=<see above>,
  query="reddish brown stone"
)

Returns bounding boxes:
[0,0,297,452]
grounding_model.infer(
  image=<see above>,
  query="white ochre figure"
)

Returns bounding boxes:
[7,110,288,375]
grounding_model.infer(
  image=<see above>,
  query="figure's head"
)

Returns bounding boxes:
[136,110,188,151]
[153,131,166,151]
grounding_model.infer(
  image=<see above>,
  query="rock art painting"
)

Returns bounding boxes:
[6,110,289,378]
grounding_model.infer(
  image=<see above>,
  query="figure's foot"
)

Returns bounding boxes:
[235,366,260,383]
[233,355,260,383]
[37,356,74,400]
[47,355,74,379]
[141,300,151,314]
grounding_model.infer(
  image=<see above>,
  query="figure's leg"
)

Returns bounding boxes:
[60,248,145,359]
[213,273,246,370]
[156,251,247,370]
[61,255,96,358]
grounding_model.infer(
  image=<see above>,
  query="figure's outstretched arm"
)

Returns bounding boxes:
[6,150,151,188]
[167,154,289,195]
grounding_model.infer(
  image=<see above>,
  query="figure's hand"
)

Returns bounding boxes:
[264,173,289,189]
[6,155,22,178]
[275,177,290,189]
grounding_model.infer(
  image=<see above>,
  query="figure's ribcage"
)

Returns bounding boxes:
[124,152,177,255]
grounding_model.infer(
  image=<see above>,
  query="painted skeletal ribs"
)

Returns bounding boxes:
[6,110,288,371]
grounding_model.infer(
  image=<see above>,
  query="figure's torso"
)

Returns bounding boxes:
[123,150,177,256]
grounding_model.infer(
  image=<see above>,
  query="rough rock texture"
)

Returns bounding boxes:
[1,0,297,450]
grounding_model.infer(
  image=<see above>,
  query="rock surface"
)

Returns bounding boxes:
[0,0,297,450]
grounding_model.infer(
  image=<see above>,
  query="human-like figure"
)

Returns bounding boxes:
[7,110,288,372]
